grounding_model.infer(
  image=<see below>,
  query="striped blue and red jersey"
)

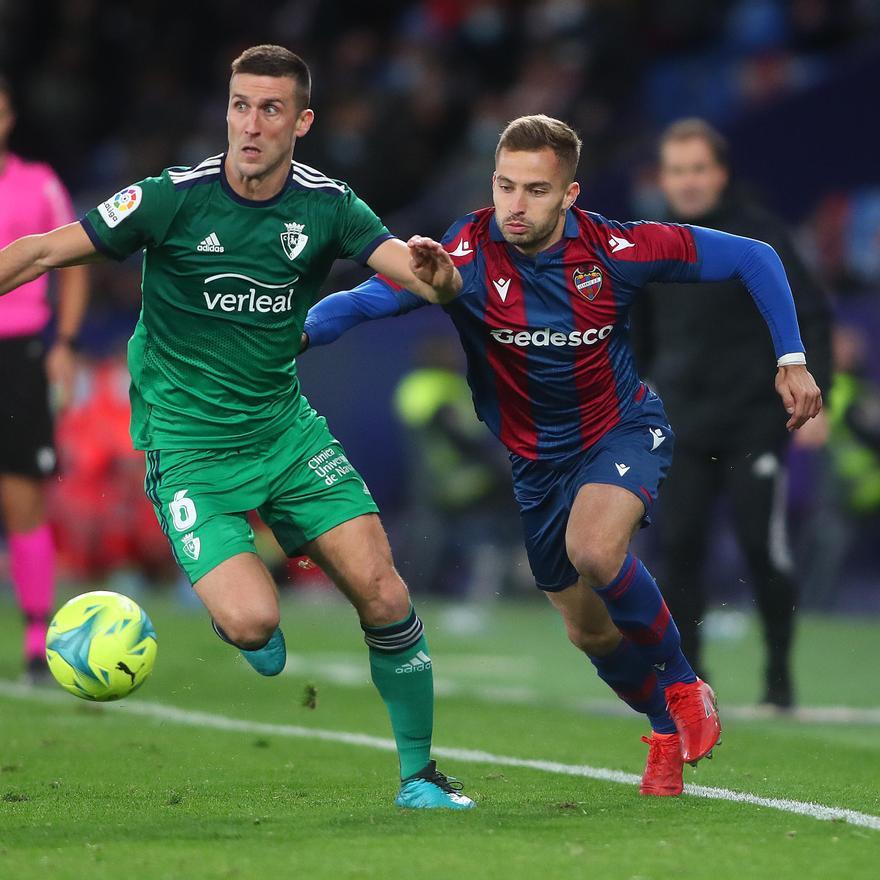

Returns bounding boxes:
[400,207,699,461]
[304,205,806,462]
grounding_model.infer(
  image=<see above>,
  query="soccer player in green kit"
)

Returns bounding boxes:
[0,45,474,810]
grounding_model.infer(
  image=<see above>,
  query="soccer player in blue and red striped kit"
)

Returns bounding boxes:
[302,115,822,796]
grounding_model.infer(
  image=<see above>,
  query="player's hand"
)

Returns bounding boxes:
[45,341,77,411]
[407,235,462,303]
[775,364,822,431]
[299,331,309,354]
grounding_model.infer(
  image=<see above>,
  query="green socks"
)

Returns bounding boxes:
[362,608,433,779]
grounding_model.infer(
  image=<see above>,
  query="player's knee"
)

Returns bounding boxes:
[355,568,411,628]
[567,542,626,589]
[220,606,280,650]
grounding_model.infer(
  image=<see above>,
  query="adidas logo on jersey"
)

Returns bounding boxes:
[197,232,225,253]
[395,650,432,674]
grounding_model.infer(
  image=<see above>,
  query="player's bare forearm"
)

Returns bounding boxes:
[775,364,823,431]
[0,223,101,298]
[367,237,462,304]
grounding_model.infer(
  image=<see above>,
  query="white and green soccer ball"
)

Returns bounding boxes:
[46,591,158,701]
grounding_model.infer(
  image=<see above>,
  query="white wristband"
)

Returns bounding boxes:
[777,352,806,368]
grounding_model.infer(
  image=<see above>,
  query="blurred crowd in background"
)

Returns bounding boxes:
[1,0,879,613]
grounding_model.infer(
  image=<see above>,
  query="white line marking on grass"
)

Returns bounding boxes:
[283,654,880,726]
[1,681,877,831]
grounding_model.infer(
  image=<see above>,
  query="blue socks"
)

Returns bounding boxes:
[590,638,676,734]
[596,554,696,688]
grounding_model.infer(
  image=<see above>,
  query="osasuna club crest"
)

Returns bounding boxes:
[573,264,603,301]
[281,221,308,260]
[182,531,201,561]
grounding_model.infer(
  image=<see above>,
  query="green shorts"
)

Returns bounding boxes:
[143,402,379,582]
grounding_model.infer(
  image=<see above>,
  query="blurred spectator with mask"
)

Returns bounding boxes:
[392,336,522,633]
[631,118,832,708]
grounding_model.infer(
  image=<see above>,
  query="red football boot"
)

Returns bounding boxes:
[639,732,684,796]
[664,678,721,764]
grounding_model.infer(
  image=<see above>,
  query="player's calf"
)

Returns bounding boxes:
[212,619,288,677]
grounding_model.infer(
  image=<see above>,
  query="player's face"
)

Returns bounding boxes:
[227,74,313,180]
[0,91,15,152]
[493,148,579,255]
[659,137,729,220]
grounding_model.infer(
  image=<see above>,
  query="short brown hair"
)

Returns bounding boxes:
[659,118,729,168]
[230,45,311,110]
[496,115,582,181]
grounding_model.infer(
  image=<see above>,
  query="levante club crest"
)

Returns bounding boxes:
[573,265,603,301]
[281,221,309,260]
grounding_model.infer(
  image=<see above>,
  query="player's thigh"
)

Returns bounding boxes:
[192,551,280,644]
[564,413,674,584]
[565,483,645,585]
[143,447,263,585]
[257,422,401,616]
[303,513,411,625]
[510,457,580,592]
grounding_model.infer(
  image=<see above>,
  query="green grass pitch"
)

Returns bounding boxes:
[1,590,878,879]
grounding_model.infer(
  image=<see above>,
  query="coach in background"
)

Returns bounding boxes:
[0,75,89,682]
[632,118,831,709]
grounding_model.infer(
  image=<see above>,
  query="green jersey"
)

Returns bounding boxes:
[81,153,392,450]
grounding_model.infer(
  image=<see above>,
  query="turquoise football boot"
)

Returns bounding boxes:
[395,761,475,810]
[239,627,287,676]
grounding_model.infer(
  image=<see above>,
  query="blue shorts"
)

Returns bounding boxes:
[510,388,674,591]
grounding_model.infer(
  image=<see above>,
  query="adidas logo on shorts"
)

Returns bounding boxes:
[197,232,225,253]
[395,650,432,674]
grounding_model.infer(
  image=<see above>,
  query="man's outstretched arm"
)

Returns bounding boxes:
[688,225,822,431]
[366,237,461,304]
[302,275,425,351]
[0,222,103,297]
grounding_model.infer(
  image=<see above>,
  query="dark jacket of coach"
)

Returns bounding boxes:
[631,118,832,709]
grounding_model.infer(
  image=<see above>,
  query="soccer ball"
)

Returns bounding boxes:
[46,591,158,702]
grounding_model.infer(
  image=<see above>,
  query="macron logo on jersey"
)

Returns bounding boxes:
[608,234,635,253]
[197,232,225,253]
[492,278,511,302]
[449,239,473,257]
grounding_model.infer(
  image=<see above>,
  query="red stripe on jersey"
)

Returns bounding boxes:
[597,220,698,264]
[634,382,647,402]
[563,234,622,449]
[481,244,539,458]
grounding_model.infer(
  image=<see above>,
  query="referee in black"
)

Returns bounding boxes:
[632,119,832,708]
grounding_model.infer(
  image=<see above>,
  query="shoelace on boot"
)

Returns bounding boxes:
[409,760,464,794]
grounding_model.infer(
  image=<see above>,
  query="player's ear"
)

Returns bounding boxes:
[562,180,580,212]
[295,108,314,138]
